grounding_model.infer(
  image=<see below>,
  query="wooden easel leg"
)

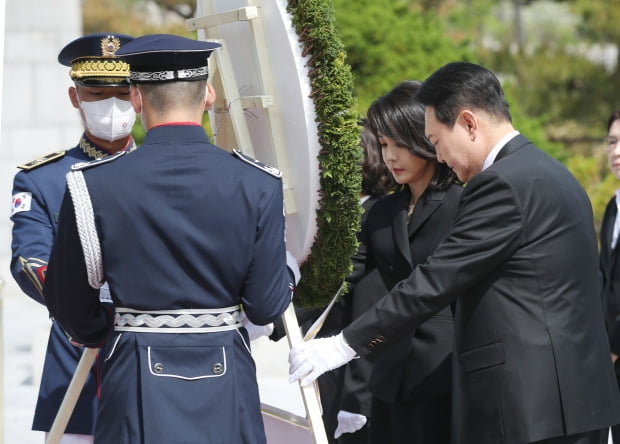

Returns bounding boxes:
[45,347,99,444]
[282,303,329,444]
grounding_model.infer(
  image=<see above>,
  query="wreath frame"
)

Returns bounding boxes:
[287,0,363,308]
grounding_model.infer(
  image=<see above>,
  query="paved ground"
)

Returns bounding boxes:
[4,291,48,444]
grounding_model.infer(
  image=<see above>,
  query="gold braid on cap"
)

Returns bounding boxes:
[70,36,128,81]
[70,58,130,80]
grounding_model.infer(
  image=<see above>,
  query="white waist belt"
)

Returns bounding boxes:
[115,305,243,333]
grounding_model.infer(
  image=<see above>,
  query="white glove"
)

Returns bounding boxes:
[241,313,274,341]
[334,410,367,439]
[286,249,301,285]
[288,332,357,386]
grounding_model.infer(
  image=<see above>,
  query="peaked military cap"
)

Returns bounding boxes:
[58,33,135,86]
[115,34,222,83]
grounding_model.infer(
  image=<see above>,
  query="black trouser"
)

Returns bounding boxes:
[612,424,620,443]
[369,395,451,444]
[613,370,620,443]
[531,428,608,444]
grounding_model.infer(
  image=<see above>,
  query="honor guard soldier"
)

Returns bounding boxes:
[43,34,298,444]
[9,32,135,443]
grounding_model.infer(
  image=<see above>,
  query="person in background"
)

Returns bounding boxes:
[289,62,620,444]
[599,109,620,444]
[43,33,297,444]
[10,32,136,443]
[331,80,462,443]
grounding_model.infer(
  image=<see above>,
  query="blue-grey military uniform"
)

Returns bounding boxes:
[9,31,136,436]
[10,135,136,434]
[45,124,295,443]
[45,34,295,443]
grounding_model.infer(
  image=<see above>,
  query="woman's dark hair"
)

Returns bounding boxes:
[359,119,396,196]
[607,110,620,133]
[366,80,458,191]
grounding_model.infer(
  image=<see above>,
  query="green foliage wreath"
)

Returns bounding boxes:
[287,0,363,308]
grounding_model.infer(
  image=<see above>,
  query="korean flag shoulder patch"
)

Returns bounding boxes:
[11,192,32,216]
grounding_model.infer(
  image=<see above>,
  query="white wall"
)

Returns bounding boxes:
[1,2,82,442]
[1,0,82,299]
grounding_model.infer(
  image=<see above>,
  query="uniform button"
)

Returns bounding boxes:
[153,362,164,373]
[212,363,224,375]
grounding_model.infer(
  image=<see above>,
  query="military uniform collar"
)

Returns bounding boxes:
[79,133,137,159]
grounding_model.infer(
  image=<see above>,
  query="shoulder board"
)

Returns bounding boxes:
[232,149,282,178]
[70,151,127,171]
[18,150,66,170]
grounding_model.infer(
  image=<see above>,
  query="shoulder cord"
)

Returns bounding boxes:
[66,170,104,289]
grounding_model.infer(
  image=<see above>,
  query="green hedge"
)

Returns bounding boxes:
[287,0,362,308]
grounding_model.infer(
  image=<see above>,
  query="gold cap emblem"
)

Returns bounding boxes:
[101,36,121,57]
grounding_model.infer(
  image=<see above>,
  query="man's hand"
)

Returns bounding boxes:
[241,313,274,341]
[334,410,367,438]
[288,332,357,386]
[286,250,301,285]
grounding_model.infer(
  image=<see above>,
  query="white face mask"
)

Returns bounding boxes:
[79,96,136,142]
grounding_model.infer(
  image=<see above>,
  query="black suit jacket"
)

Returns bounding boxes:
[344,134,620,444]
[346,184,463,404]
[600,197,620,358]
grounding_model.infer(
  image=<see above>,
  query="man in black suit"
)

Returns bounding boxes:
[289,62,620,444]
[599,109,620,444]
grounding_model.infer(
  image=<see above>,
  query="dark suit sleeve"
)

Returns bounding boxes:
[344,171,522,357]
[43,187,113,347]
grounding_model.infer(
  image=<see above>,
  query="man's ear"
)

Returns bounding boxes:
[460,109,477,132]
[459,109,479,142]
[129,86,142,113]
[205,83,216,111]
[68,86,80,109]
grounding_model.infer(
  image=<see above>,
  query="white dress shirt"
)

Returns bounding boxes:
[481,130,520,172]
[612,189,620,249]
